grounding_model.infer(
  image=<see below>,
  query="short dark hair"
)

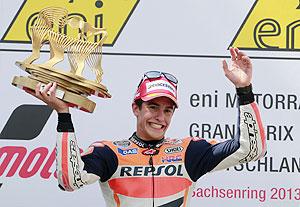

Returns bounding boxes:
[134,98,176,112]
[134,99,144,109]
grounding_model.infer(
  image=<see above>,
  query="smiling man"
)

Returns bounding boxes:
[30,48,266,207]
[132,71,178,141]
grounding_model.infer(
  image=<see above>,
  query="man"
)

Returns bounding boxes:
[30,48,266,207]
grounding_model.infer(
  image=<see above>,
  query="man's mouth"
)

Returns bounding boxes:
[150,123,164,129]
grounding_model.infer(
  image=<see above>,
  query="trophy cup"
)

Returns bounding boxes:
[12,7,111,113]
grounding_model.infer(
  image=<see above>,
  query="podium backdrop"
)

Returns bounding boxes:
[1,0,299,206]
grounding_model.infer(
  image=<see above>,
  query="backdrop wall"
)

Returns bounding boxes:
[0,0,299,206]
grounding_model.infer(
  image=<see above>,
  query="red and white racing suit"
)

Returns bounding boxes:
[55,86,266,207]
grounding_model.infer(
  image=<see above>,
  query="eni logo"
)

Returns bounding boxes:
[1,0,139,46]
[230,0,300,51]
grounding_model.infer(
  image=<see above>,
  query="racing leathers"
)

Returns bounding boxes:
[56,86,266,207]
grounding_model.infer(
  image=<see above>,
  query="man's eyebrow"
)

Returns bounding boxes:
[146,101,159,106]
[146,101,175,109]
[166,105,176,110]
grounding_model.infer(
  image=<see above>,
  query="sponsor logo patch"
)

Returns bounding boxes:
[164,146,183,154]
[162,155,183,163]
[142,148,159,156]
[164,138,183,145]
[146,80,176,96]
[69,140,84,189]
[120,164,184,176]
[239,112,259,163]
[118,148,138,156]
[113,140,131,148]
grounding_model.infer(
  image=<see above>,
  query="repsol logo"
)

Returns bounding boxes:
[240,112,259,163]
[120,165,183,177]
[129,138,145,148]
[164,146,183,154]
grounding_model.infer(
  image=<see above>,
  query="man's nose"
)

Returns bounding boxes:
[155,109,165,121]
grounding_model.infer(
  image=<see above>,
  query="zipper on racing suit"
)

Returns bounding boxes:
[129,134,164,207]
[149,155,155,207]
[149,155,154,207]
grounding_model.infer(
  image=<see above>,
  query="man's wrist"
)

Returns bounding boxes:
[58,113,72,122]
[236,84,255,105]
[57,113,74,132]
[236,84,252,95]
[56,107,69,113]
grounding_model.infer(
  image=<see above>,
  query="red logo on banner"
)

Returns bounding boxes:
[0,146,83,179]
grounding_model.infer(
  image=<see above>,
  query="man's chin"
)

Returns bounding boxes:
[148,132,165,140]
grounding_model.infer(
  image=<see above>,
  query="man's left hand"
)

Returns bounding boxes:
[222,47,252,88]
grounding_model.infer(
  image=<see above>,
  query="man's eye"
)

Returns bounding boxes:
[165,109,173,114]
[148,105,158,110]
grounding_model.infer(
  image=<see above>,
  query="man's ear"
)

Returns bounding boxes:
[132,102,140,117]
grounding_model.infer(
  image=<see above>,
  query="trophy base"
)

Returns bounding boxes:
[12,76,96,113]
[15,61,112,98]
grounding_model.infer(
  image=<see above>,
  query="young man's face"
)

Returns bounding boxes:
[132,97,175,141]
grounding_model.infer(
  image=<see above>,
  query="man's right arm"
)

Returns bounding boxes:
[27,82,118,190]
[56,113,118,191]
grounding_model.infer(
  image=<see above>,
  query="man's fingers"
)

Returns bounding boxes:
[35,82,42,97]
[230,47,249,62]
[41,82,53,93]
[241,56,252,69]
[222,60,229,75]
[236,50,248,61]
[40,82,53,98]
[235,48,243,60]
[48,82,57,97]
[229,47,237,61]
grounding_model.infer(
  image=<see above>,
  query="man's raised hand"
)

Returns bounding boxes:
[222,47,252,88]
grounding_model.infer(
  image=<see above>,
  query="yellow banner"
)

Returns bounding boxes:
[231,0,300,50]
[1,0,139,46]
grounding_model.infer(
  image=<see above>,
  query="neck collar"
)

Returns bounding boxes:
[129,133,165,149]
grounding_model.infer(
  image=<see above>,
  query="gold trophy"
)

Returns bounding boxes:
[12,7,111,113]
